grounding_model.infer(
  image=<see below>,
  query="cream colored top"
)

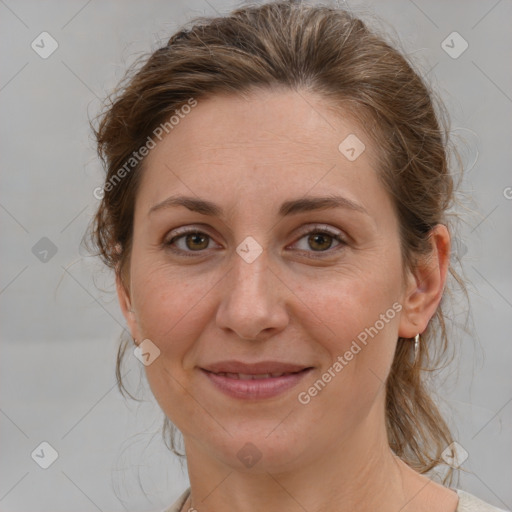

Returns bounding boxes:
[160,488,509,512]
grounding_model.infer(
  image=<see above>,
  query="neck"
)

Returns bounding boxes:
[180,399,430,512]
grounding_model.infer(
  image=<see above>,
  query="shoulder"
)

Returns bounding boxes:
[160,488,191,512]
[159,487,510,512]
[455,489,510,512]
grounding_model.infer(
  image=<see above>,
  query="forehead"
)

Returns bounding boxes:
[136,88,386,216]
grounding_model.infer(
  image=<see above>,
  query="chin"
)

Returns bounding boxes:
[199,420,313,473]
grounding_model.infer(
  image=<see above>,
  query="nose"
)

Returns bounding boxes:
[215,247,289,341]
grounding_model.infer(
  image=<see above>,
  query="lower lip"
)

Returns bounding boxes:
[200,368,313,400]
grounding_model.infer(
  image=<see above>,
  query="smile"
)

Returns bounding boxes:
[200,368,313,399]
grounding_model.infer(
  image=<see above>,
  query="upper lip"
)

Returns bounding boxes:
[201,361,312,375]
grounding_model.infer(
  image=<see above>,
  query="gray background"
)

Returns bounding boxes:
[1,1,511,511]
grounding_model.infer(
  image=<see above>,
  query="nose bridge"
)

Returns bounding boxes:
[228,243,273,312]
[228,230,272,297]
[215,242,288,339]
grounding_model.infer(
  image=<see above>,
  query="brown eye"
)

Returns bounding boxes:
[307,232,335,251]
[292,227,346,256]
[165,231,213,253]
[184,232,209,250]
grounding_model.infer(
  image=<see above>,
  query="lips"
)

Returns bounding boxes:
[201,360,311,375]
[212,371,298,380]
[199,360,313,399]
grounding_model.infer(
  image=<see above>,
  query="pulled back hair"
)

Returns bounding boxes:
[85,0,465,485]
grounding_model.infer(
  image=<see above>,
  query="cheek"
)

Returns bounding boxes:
[130,255,207,341]
[295,263,402,342]
[295,283,400,432]
[296,266,402,399]
[130,262,210,427]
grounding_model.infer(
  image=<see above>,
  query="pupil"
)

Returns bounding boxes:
[309,233,332,251]
[187,233,208,250]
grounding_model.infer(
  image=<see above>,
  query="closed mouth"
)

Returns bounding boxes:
[203,369,311,380]
[201,367,313,399]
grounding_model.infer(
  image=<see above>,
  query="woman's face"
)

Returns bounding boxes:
[118,88,429,471]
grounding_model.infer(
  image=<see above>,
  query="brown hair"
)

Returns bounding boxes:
[85,0,465,485]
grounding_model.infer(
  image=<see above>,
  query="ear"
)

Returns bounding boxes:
[398,224,451,338]
[116,270,141,342]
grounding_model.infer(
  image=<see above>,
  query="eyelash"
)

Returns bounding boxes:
[163,225,347,259]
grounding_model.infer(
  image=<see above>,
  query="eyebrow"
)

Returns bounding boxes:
[148,194,369,218]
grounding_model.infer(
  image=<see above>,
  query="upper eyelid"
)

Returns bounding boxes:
[293,224,344,239]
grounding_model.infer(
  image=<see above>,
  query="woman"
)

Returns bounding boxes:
[86,2,508,511]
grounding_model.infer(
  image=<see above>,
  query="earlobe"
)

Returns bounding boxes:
[398,224,451,339]
[115,271,138,338]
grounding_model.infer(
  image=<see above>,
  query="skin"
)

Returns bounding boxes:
[117,88,456,512]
